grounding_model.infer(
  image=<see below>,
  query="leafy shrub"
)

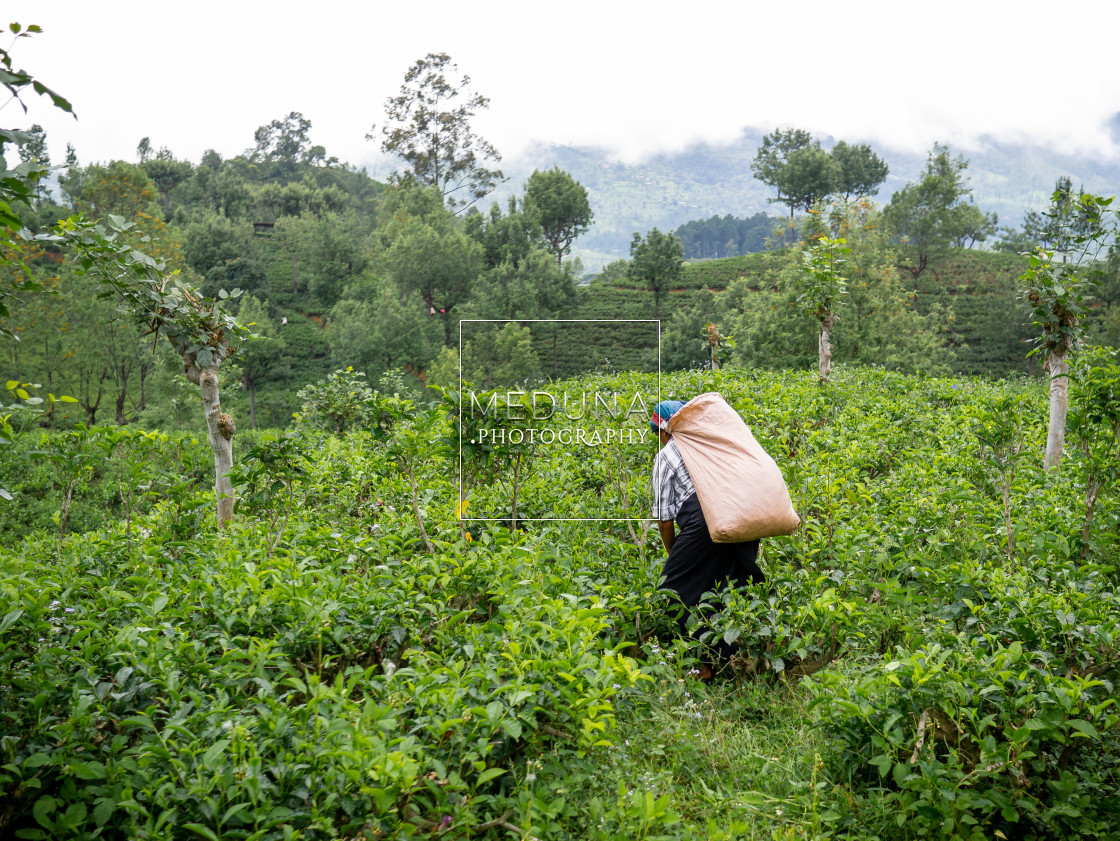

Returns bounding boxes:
[813,638,1119,838]
[294,367,415,437]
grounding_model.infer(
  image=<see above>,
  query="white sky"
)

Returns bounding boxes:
[5,0,1120,170]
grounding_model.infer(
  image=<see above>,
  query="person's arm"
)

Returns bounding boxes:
[658,519,675,553]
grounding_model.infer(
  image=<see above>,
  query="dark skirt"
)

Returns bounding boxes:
[659,492,764,609]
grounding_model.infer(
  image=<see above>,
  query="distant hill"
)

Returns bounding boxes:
[385,129,1120,274]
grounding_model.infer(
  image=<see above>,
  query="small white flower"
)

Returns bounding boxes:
[221,720,233,731]
[612,683,620,689]
[526,773,536,782]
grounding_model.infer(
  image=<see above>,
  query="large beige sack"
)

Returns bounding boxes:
[668,392,800,542]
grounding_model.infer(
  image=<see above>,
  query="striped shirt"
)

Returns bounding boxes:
[651,438,695,521]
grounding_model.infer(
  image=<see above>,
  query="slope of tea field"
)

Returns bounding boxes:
[2,365,1118,839]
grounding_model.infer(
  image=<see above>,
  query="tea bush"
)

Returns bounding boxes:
[2,362,1119,838]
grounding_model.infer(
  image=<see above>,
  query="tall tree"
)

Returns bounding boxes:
[467,248,577,321]
[15,124,49,204]
[464,196,542,269]
[523,167,593,266]
[57,143,80,210]
[830,140,888,200]
[269,211,371,307]
[1018,187,1114,472]
[234,294,284,429]
[783,146,838,213]
[751,128,835,242]
[883,143,995,278]
[628,227,683,318]
[250,112,325,182]
[142,148,192,220]
[379,222,482,343]
[49,215,250,525]
[252,111,312,161]
[799,235,849,383]
[370,52,503,212]
[328,276,442,375]
[462,322,540,390]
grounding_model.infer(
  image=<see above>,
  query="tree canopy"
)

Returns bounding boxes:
[751,129,889,240]
[883,143,997,277]
[370,52,503,212]
[524,167,593,266]
[628,228,684,318]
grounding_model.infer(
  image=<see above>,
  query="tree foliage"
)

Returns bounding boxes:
[464,196,542,270]
[674,212,778,260]
[328,276,441,376]
[628,228,683,318]
[378,221,482,343]
[44,214,250,522]
[523,167,593,266]
[370,53,503,212]
[830,140,889,201]
[1017,187,1115,470]
[142,148,193,219]
[751,130,889,241]
[462,322,540,389]
[799,234,849,383]
[250,112,332,182]
[883,143,997,278]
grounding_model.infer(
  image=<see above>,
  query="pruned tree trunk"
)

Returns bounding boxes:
[1045,349,1069,472]
[199,365,235,525]
[818,313,837,384]
[402,456,434,553]
[1081,480,1100,560]
[1001,479,1015,564]
[115,373,129,425]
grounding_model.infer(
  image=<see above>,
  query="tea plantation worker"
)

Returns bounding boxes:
[651,399,765,678]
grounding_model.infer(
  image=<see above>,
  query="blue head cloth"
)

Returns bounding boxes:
[650,400,686,434]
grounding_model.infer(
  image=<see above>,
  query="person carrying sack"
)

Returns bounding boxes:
[650,399,766,679]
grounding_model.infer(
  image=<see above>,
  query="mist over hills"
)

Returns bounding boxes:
[456,127,1120,273]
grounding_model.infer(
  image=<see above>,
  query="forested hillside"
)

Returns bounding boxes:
[7,138,1120,430]
[476,129,1120,268]
[5,42,1120,437]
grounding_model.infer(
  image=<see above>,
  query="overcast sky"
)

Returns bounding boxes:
[6,0,1120,171]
